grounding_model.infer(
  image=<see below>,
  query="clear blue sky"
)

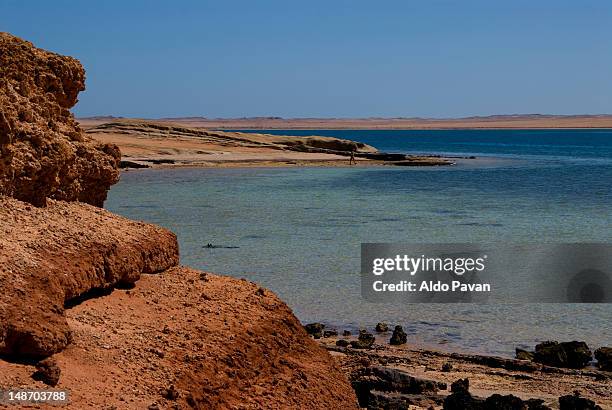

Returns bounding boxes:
[2,0,611,118]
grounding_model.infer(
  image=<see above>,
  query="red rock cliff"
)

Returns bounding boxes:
[0,32,120,207]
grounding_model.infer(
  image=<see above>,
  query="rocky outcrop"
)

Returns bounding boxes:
[304,322,325,339]
[559,392,602,410]
[350,330,375,349]
[534,341,593,369]
[390,325,408,345]
[0,33,120,207]
[594,347,612,371]
[0,196,179,358]
[85,120,378,156]
[352,366,443,408]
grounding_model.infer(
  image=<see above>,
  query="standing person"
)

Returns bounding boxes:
[349,149,356,165]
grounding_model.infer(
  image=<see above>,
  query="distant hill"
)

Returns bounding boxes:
[79,114,612,129]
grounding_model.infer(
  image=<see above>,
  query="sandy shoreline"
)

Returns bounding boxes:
[314,332,612,409]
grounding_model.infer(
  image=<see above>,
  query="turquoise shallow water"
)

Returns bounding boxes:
[106,129,612,357]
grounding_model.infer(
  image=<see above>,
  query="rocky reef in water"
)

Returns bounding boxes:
[0,32,120,207]
[0,33,358,409]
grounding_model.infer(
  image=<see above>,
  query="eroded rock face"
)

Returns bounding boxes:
[0,197,179,358]
[0,32,120,207]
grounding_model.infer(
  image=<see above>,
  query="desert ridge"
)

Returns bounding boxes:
[80,114,612,130]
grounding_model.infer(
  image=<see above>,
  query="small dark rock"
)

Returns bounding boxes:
[534,341,592,369]
[198,272,209,281]
[323,329,338,338]
[450,378,469,394]
[375,322,389,332]
[525,398,552,410]
[147,404,160,410]
[32,357,61,386]
[559,391,602,410]
[352,366,441,400]
[366,390,412,410]
[441,362,453,372]
[304,322,325,339]
[162,384,179,401]
[336,339,350,347]
[350,330,375,349]
[594,347,612,371]
[484,394,526,409]
[516,348,535,361]
[443,390,481,410]
[390,325,407,345]
[342,330,351,336]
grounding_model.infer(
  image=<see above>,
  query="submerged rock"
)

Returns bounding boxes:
[534,341,592,369]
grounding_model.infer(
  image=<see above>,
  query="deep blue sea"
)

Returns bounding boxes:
[106,129,612,357]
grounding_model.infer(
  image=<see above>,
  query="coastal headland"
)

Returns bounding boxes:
[80,119,454,169]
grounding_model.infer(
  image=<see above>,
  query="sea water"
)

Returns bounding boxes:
[106,129,612,357]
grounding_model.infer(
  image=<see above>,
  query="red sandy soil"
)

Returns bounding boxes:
[0,267,358,409]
